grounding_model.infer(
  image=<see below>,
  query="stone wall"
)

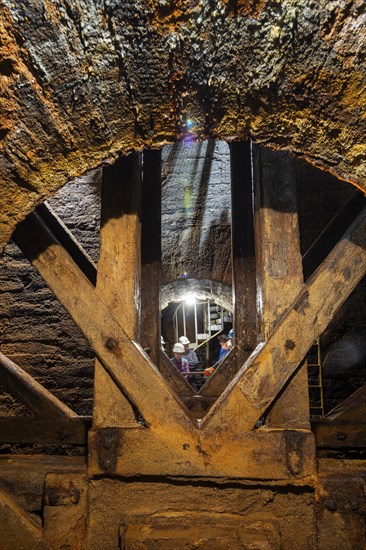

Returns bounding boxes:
[161,140,231,284]
[0,171,101,418]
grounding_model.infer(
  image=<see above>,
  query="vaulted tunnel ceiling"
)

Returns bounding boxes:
[0,0,365,249]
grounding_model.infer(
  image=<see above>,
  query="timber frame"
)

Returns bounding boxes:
[1,141,366,479]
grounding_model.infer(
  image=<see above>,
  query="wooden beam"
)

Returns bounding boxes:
[140,149,162,366]
[0,416,91,445]
[252,145,309,429]
[198,347,238,399]
[202,206,366,435]
[94,153,142,428]
[230,141,257,353]
[302,190,366,281]
[36,202,97,285]
[311,419,366,449]
[196,141,256,409]
[159,349,195,397]
[98,153,142,340]
[322,384,366,423]
[0,352,77,419]
[13,212,195,435]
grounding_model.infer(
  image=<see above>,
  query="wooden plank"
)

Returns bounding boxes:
[230,141,257,354]
[202,206,366,435]
[302,190,366,281]
[13,212,195,436]
[88,426,315,480]
[0,352,77,419]
[199,347,243,399]
[94,153,142,428]
[36,202,97,285]
[311,419,366,448]
[159,349,195,397]
[98,153,142,339]
[252,145,309,429]
[195,141,256,408]
[0,416,91,445]
[140,149,162,366]
[322,384,366,423]
[0,489,43,545]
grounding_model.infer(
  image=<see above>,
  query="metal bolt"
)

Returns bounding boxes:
[106,337,118,350]
[349,497,359,511]
[324,499,337,511]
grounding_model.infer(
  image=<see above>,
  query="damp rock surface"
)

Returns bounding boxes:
[1,0,365,248]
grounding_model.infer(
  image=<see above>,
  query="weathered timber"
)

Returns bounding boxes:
[0,352,78,419]
[199,346,244,399]
[196,141,255,409]
[311,419,366,449]
[94,153,142,428]
[36,202,97,285]
[322,383,366,423]
[88,426,315,480]
[302,190,366,281]
[253,144,309,429]
[13,212,195,435]
[99,153,142,339]
[159,349,195,398]
[0,488,43,547]
[202,206,366,436]
[0,416,91,445]
[0,455,86,514]
[230,141,257,353]
[141,150,162,366]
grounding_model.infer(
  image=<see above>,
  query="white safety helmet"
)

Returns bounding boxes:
[161,335,166,351]
[172,342,185,353]
[179,336,190,345]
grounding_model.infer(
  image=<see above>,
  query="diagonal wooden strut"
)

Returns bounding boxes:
[202,206,366,435]
[36,202,97,285]
[0,351,78,419]
[13,212,196,436]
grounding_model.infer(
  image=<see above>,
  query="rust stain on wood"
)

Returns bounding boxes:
[96,428,122,473]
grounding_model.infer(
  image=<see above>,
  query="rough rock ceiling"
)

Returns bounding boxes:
[0,0,365,249]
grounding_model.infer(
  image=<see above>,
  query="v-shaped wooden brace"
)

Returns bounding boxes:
[13,147,366,480]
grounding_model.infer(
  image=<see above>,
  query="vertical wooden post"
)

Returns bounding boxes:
[230,141,257,355]
[93,152,142,427]
[253,144,310,428]
[140,150,162,366]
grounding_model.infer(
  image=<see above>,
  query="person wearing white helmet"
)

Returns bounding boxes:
[160,335,166,352]
[171,342,190,377]
[171,342,197,391]
[178,336,199,370]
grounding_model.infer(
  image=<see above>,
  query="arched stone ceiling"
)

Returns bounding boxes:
[0,0,365,249]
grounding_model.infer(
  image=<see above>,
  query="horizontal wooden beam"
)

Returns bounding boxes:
[0,416,91,445]
[311,419,366,449]
[202,206,366,436]
[0,352,77,419]
[13,212,196,435]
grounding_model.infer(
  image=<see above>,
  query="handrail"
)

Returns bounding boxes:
[194,329,223,351]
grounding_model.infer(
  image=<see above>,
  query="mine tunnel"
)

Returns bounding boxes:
[0,2,366,549]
